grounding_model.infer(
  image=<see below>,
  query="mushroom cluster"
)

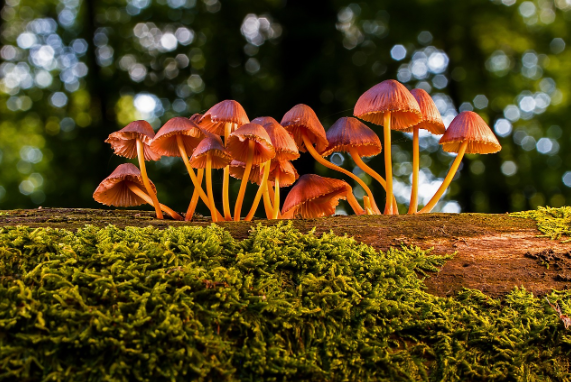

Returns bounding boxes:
[94,79,501,220]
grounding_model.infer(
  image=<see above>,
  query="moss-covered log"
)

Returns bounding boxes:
[2,207,571,298]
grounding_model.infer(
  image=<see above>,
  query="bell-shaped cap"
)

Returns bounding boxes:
[354,79,422,130]
[189,135,232,169]
[227,123,276,165]
[404,89,445,134]
[268,160,299,188]
[439,111,501,154]
[93,163,156,207]
[281,174,351,219]
[280,104,328,154]
[151,117,204,157]
[321,117,382,158]
[105,120,161,161]
[229,160,263,185]
[252,116,300,161]
[200,100,250,135]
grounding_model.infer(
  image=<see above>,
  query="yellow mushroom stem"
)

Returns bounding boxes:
[418,140,468,214]
[135,139,163,219]
[175,135,224,221]
[363,197,375,215]
[262,183,274,219]
[272,172,280,219]
[245,160,271,221]
[408,126,420,214]
[346,192,366,215]
[185,169,204,221]
[383,112,395,215]
[301,132,370,215]
[348,147,399,214]
[205,152,218,222]
[126,182,182,220]
[222,122,233,221]
[234,140,256,221]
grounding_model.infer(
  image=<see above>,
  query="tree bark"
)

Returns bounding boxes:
[2,208,570,298]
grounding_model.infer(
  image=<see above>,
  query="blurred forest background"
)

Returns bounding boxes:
[1,0,570,214]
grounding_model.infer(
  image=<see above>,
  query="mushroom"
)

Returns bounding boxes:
[189,135,232,222]
[405,89,445,214]
[229,160,273,218]
[226,123,275,221]
[321,116,398,213]
[418,111,501,213]
[93,163,182,220]
[200,100,250,221]
[280,104,370,215]
[354,80,422,214]
[150,116,224,221]
[105,120,164,219]
[281,174,363,219]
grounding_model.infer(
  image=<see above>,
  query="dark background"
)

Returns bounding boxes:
[1,0,570,214]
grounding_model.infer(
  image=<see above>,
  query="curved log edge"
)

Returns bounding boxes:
[1,207,570,298]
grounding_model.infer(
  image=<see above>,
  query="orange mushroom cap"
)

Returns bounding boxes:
[439,111,501,154]
[280,104,328,153]
[105,120,161,161]
[229,160,263,185]
[321,117,382,158]
[189,135,232,169]
[281,174,351,219]
[252,116,300,162]
[200,100,250,136]
[151,117,205,157]
[354,79,422,130]
[404,88,445,134]
[227,123,276,165]
[93,163,157,207]
[268,160,299,187]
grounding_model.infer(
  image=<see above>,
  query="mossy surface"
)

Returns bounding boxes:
[513,206,571,242]
[1,222,571,381]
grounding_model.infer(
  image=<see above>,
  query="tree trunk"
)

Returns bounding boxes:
[2,208,570,298]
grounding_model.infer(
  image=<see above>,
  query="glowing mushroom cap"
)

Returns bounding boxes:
[354,79,422,130]
[189,135,232,169]
[439,111,501,154]
[268,160,299,187]
[252,116,300,161]
[229,160,263,185]
[151,117,204,157]
[281,174,351,219]
[93,163,156,207]
[227,123,276,165]
[280,104,328,153]
[105,120,161,161]
[200,100,250,135]
[321,117,382,158]
[404,88,445,134]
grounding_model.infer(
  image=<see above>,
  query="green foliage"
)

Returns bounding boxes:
[513,206,571,241]
[1,222,570,381]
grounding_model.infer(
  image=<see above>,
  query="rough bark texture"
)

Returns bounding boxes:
[2,208,570,298]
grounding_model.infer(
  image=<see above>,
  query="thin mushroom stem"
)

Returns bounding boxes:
[408,126,420,214]
[205,152,217,222]
[363,197,375,215]
[176,135,224,221]
[222,123,233,221]
[185,169,204,221]
[301,132,368,215]
[136,139,163,219]
[349,147,398,214]
[245,160,271,221]
[234,140,256,221]
[266,183,280,218]
[418,140,468,213]
[383,112,394,215]
[346,192,366,215]
[126,182,182,220]
[262,184,274,218]
[272,173,280,219]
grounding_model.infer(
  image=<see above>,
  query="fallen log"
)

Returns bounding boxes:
[2,207,570,298]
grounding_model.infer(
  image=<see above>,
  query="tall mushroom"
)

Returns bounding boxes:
[105,120,164,219]
[93,163,182,220]
[280,104,370,215]
[354,80,422,214]
[406,89,445,214]
[418,111,501,213]
[200,100,250,220]
[226,123,275,221]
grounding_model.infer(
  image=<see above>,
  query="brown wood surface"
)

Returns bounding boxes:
[2,208,570,298]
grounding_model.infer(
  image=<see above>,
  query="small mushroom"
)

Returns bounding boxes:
[93,163,182,220]
[105,120,164,219]
[418,111,501,213]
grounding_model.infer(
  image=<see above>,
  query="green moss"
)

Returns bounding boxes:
[0,222,570,381]
[512,206,571,242]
